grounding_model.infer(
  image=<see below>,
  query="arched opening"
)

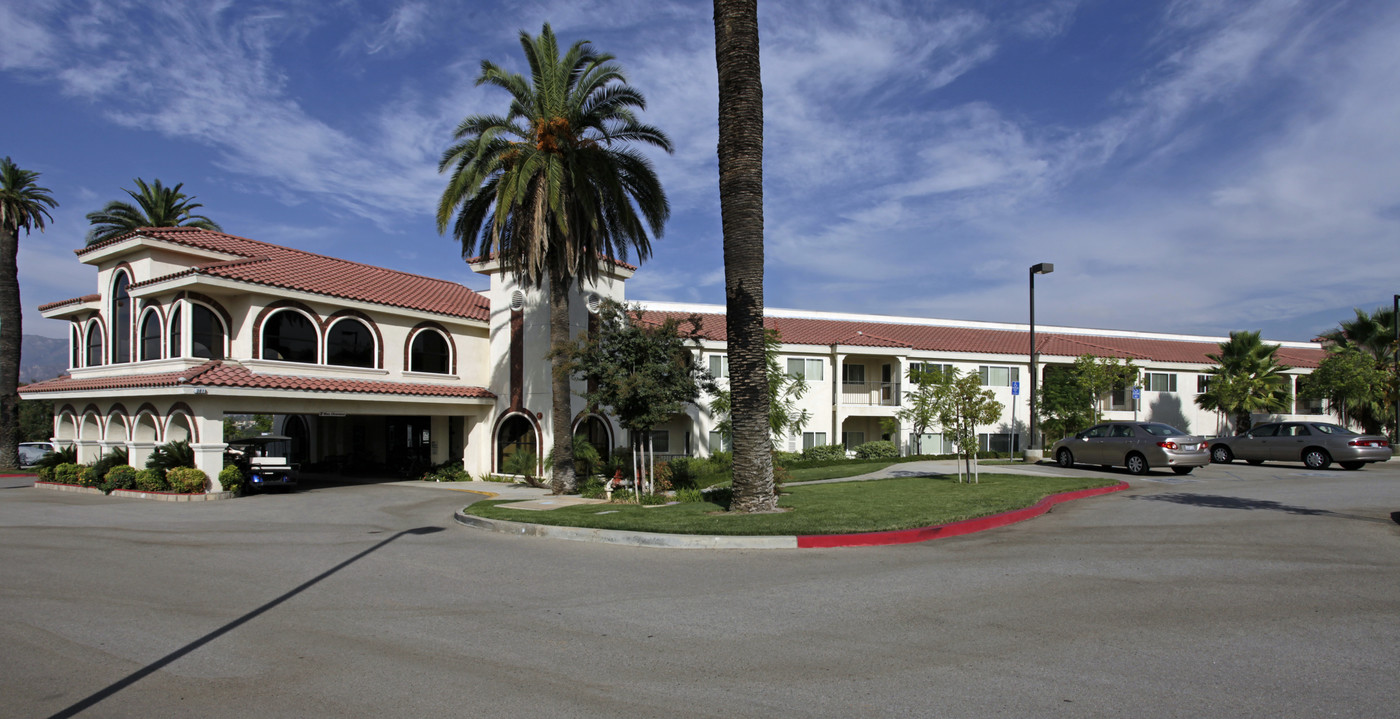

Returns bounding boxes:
[105,412,131,442]
[133,412,161,443]
[262,310,318,363]
[409,329,450,374]
[165,413,195,443]
[80,412,103,442]
[85,321,104,367]
[139,309,163,361]
[326,318,375,368]
[191,303,226,360]
[70,325,81,368]
[574,415,612,461]
[167,307,182,357]
[283,415,310,464]
[112,271,132,363]
[55,411,78,442]
[496,415,537,473]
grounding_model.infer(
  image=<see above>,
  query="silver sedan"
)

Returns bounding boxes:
[1208,422,1392,470]
[1052,422,1211,475]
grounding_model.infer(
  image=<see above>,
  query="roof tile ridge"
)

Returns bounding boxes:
[270,242,484,293]
[182,359,225,383]
[837,328,910,346]
[38,294,101,311]
[76,226,263,256]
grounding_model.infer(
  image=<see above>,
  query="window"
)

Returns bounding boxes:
[1144,372,1177,392]
[708,431,732,453]
[910,432,945,455]
[842,431,865,449]
[1294,375,1325,414]
[409,330,451,374]
[841,364,865,383]
[168,307,182,357]
[1110,424,1135,438]
[139,311,162,361]
[70,326,81,368]
[326,318,374,368]
[909,362,953,382]
[85,322,104,367]
[787,358,823,380]
[649,430,670,453]
[709,354,729,378]
[978,365,1019,387]
[262,310,318,363]
[802,432,827,450]
[111,272,132,364]
[978,433,1020,453]
[191,305,225,360]
[496,415,536,472]
[1197,374,1212,393]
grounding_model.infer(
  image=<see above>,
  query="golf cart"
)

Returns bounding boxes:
[225,435,299,492]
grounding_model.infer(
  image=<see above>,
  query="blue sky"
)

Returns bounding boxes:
[3,0,1398,342]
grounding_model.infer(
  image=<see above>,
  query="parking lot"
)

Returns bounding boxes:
[2,459,1397,718]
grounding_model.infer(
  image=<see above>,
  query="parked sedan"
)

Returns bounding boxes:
[1052,422,1211,475]
[1208,422,1391,470]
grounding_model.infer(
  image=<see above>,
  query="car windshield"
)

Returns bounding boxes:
[1139,423,1187,437]
[1310,423,1357,435]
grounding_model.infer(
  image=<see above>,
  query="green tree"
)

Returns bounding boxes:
[85,178,221,245]
[1,157,59,469]
[1319,306,1398,438]
[1073,354,1140,425]
[708,329,809,443]
[934,368,1005,481]
[1036,364,1095,443]
[715,0,774,512]
[438,24,672,495]
[555,301,712,497]
[1195,330,1292,434]
[1300,348,1389,433]
[19,397,53,443]
[887,365,951,455]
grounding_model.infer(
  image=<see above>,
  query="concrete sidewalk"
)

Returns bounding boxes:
[786,459,1068,486]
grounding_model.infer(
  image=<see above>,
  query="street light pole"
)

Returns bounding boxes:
[1028,262,1054,461]
[1393,293,1398,445]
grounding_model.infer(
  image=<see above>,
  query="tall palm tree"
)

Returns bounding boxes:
[714,0,775,512]
[1195,330,1292,433]
[0,157,59,469]
[85,178,221,245]
[437,23,672,494]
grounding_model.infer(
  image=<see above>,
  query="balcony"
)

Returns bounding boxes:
[841,381,901,406]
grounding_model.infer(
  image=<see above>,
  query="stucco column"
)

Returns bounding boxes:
[431,415,450,464]
[189,405,227,491]
[126,441,157,470]
[833,352,846,451]
[73,439,101,465]
[465,413,491,478]
[191,444,228,490]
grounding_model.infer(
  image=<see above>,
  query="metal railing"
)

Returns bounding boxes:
[841,381,901,406]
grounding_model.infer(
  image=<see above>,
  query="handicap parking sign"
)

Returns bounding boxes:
[1011,381,1020,396]
[1131,387,1141,399]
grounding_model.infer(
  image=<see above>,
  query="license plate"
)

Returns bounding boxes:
[1182,444,1198,451]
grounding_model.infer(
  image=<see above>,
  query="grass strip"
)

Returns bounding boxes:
[465,474,1119,536]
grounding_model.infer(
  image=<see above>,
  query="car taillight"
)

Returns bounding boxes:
[1158,441,1178,450]
[1350,439,1390,447]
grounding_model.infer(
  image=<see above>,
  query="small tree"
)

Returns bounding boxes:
[888,365,950,455]
[1036,364,1094,442]
[1073,354,1140,425]
[934,369,1005,482]
[1301,348,1389,433]
[708,329,810,444]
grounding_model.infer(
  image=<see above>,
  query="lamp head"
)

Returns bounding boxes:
[1031,262,1054,275]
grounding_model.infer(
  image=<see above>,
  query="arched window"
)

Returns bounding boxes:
[326,318,374,368]
[71,326,81,368]
[85,322,104,367]
[409,330,450,374]
[139,310,162,361]
[262,310,317,363]
[191,304,226,360]
[497,415,537,472]
[111,272,132,364]
[167,307,182,357]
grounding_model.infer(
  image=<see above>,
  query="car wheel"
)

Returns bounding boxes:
[1303,449,1331,469]
[1056,448,1074,468]
[1246,459,1264,466]
[1125,453,1148,475]
[1211,445,1233,464]
[1339,461,1365,471]
[1171,467,1194,475]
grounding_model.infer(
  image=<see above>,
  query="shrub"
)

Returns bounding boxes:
[675,487,706,503]
[52,462,82,486]
[600,447,632,481]
[134,469,168,492]
[218,465,247,495]
[421,459,471,482]
[854,440,898,460]
[578,477,606,499]
[101,465,139,493]
[707,450,732,471]
[146,440,195,474]
[772,451,803,466]
[34,445,78,479]
[92,447,130,480]
[165,467,209,494]
[638,493,670,506]
[666,457,701,490]
[75,465,100,488]
[802,444,847,462]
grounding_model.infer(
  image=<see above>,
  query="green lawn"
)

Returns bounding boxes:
[465,473,1119,536]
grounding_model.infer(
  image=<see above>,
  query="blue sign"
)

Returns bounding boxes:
[1131,387,1141,399]
[1011,381,1020,396]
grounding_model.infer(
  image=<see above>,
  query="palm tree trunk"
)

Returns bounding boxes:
[548,270,576,494]
[715,0,775,513]
[0,226,22,469]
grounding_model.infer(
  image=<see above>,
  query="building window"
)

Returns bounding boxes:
[409,330,451,374]
[111,272,132,364]
[978,365,1019,387]
[1144,372,1177,392]
[167,307,182,357]
[139,310,162,361]
[262,310,318,363]
[71,326,81,368]
[85,322,104,367]
[708,431,732,453]
[842,431,865,449]
[802,432,827,450]
[787,358,824,381]
[909,362,953,382]
[191,304,226,360]
[326,318,374,368]
[1197,374,1212,393]
[1294,375,1326,415]
[979,433,1021,453]
[649,430,670,454]
[841,364,865,383]
[709,354,729,378]
[911,432,945,455]
[497,415,536,472]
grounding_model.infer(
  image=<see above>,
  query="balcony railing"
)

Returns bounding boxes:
[841,381,901,406]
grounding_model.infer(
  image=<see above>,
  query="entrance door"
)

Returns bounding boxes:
[882,364,893,403]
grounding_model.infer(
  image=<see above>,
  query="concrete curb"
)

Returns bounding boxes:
[33,482,236,502]
[453,481,1130,549]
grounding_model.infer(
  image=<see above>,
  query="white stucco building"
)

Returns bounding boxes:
[21,227,1331,488]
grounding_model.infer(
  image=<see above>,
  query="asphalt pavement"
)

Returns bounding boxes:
[1,459,1397,718]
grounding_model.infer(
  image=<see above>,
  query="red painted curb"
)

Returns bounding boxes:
[795,481,1130,548]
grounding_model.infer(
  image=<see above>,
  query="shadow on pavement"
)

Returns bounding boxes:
[47,525,446,719]
[1132,492,1391,523]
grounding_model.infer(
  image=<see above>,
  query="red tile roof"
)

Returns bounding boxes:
[81,227,489,322]
[38,294,100,312]
[19,360,496,399]
[466,253,639,272]
[640,311,1327,369]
